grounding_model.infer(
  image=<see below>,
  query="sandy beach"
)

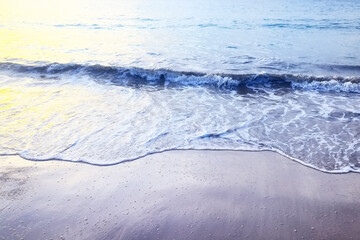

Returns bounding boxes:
[0,150,359,240]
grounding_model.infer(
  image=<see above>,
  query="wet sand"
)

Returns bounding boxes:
[0,150,359,240]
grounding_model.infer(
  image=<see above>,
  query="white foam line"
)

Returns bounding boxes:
[1,147,359,174]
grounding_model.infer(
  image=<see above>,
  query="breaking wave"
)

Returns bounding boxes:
[1,62,360,93]
[0,61,359,173]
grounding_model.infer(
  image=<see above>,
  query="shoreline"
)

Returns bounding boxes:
[2,148,357,174]
[1,150,359,239]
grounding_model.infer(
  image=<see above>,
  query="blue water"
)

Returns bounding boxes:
[0,0,359,172]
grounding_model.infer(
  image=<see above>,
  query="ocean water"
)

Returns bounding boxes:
[0,0,359,172]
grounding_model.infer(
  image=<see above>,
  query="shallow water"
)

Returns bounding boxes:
[0,0,359,172]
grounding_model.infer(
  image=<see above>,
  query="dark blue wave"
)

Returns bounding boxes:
[0,62,360,93]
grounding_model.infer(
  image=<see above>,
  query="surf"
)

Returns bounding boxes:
[1,62,360,93]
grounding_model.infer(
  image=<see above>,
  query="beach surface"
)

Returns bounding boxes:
[0,150,359,240]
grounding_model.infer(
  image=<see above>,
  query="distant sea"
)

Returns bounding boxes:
[0,0,359,172]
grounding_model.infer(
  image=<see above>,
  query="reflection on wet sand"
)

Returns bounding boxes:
[0,151,359,239]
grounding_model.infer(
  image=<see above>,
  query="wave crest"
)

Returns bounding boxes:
[1,62,360,93]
